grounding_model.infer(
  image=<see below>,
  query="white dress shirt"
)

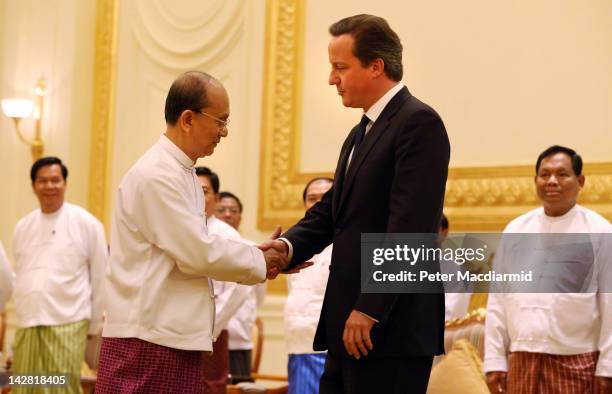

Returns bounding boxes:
[284,245,332,354]
[12,202,107,334]
[103,135,266,351]
[0,241,14,311]
[484,204,612,377]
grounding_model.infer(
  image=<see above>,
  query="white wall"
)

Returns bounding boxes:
[299,0,612,172]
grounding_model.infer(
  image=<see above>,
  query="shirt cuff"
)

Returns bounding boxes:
[596,358,612,377]
[356,310,379,323]
[483,356,508,373]
[277,237,294,261]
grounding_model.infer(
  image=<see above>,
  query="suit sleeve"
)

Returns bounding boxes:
[282,187,335,268]
[355,109,450,322]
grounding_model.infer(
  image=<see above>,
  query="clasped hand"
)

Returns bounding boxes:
[258,226,313,279]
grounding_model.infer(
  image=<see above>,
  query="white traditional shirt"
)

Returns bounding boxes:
[284,244,332,354]
[0,241,14,311]
[12,202,107,334]
[227,279,266,351]
[206,216,254,340]
[484,204,612,377]
[103,135,266,351]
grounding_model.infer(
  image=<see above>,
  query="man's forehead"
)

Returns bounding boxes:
[541,153,572,168]
[197,175,212,186]
[37,164,62,177]
[220,197,238,205]
[307,180,333,195]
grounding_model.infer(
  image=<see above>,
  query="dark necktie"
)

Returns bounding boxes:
[353,114,370,152]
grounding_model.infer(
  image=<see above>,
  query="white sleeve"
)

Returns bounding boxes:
[596,292,612,377]
[87,220,108,335]
[255,282,267,307]
[484,292,510,373]
[0,242,14,311]
[213,282,251,338]
[596,232,612,377]
[483,239,511,373]
[129,175,266,284]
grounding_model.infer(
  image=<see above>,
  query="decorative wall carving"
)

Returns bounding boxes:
[257,0,612,232]
[88,0,118,228]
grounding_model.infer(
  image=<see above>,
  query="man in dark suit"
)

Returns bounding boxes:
[264,14,450,393]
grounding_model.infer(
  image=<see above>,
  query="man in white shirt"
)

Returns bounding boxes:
[96,71,286,394]
[12,156,107,394]
[438,214,471,321]
[196,166,252,394]
[484,146,612,393]
[214,191,266,380]
[284,177,333,394]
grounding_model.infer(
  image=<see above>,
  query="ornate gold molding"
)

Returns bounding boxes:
[258,1,612,237]
[446,163,612,231]
[88,0,118,230]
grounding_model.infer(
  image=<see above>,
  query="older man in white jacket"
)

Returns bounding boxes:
[96,71,287,394]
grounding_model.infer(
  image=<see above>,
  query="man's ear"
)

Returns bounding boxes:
[577,174,585,189]
[370,58,385,78]
[179,109,195,133]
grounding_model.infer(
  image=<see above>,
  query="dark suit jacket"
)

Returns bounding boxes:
[282,87,450,358]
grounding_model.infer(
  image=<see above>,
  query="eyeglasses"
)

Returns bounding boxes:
[196,110,229,130]
[215,206,240,215]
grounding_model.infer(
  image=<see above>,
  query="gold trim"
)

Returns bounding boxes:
[445,307,486,329]
[87,0,118,231]
[446,162,612,231]
[257,1,612,238]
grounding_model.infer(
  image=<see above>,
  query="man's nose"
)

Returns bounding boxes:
[329,71,338,85]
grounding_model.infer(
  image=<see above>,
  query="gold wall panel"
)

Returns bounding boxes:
[258,0,612,234]
[88,0,118,231]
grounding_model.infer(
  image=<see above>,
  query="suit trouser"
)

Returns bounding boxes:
[319,351,433,394]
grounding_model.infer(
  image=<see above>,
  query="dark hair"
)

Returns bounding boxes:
[219,191,243,213]
[195,166,220,194]
[535,145,583,176]
[439,213,449,231]
[329,14,403,81]
[302,177,334,203]
[164,71,214,125]
[30,156,68,183]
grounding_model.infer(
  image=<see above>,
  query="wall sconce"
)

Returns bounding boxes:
[1,77,46,160]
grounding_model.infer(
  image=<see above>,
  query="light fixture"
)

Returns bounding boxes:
[1,77,46,160]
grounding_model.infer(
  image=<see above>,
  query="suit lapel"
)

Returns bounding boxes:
[337,87,411,216]
[332,132,356,219]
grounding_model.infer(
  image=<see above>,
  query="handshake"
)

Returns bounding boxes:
[258,226,313,280]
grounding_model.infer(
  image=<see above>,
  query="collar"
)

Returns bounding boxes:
[158,134,195,169]
[365,83,404,123]
[539,204,579,222]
